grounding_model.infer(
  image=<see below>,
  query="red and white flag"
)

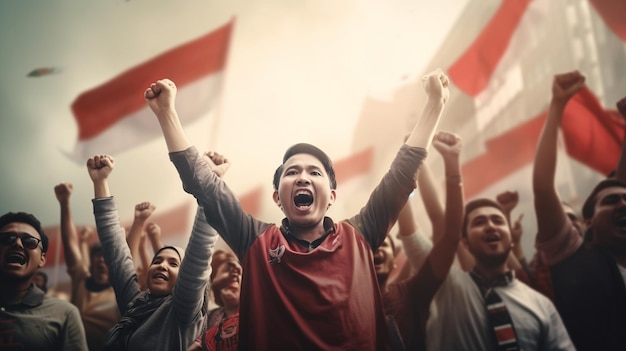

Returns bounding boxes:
[589,0,626,42]
[460,90,624,199]
[70,19,234,161]
[560,87,624,176]
[447,0,537,98]
[447,0,625,198]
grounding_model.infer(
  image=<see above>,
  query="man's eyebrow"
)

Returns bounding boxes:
[470,215,486,222]
[284,164,302,171]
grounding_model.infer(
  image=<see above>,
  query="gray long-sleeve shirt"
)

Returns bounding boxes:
[92,198,217,351]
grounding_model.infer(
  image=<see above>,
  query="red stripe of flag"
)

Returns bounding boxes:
[447,0,533,97]
[561,86,624,176]
[334,147,374,184]
[461,113,546,198]
[588,0,626,42]
[461,86,624,198]
[71,19,234,141]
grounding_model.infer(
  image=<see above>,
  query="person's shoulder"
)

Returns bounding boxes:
[512,278,554,304]
[437,266,467,291]
[41,294,80,312]
[41,293,72,304]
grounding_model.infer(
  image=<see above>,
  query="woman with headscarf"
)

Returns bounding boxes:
[87,154,219,350]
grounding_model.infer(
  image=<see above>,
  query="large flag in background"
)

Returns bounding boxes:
[70,18,234,161]
[447,0,535,97]
[448,0,626,100]
[460,87,624,198]
[588,0,626,42]
[447,0,625,198]
[560,87,624,176]
[461,113,546,198]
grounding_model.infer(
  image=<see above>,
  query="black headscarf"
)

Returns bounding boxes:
[103,293,170,350]
[103,246,184,350]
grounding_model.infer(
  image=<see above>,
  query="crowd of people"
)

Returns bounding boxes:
[1,68,626,350]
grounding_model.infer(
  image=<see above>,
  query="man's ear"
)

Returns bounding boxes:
[273,191,282,209]
[38,252,47,268]
[328,189,337,207]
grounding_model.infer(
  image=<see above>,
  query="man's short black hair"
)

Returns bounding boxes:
[462,198,507,237]
[581,178,626,220]
[272,143,337,190]
[0,212,49,252]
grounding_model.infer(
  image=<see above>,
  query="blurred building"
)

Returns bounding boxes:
[364,0,626,255]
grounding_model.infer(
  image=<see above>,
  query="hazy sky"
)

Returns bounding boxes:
[0,0,469,230]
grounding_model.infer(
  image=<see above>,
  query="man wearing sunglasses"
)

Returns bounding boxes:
[0,211,88,350]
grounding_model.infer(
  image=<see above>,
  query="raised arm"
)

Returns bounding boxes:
[615,97,626,181]
[146,222,164,253]
[173,152,232,324]
[137,234,151,290]
[495,190,526,270]
[353,69,450,249]
[405,69,449,150]
[417,157,473,271]
[147,78,267,258]
[427,131,464,279]
[54,182,84,272]
[173,206,218,324]
[79,226,95,264]
[143,222,164,290]
[533,71,585,240]
[396,199,434,280]
[127,202,156,272]
[417,164,445,243]
[145,79,192,153]
[88,155,113,199]
[87,155,142,313]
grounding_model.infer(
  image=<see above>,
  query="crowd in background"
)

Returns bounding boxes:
[1,69,626,350]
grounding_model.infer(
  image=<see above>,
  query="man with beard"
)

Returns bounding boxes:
[0,211,88,350]
[533,74,626,350]
[425,199,574,351]
[55,182,120,350]
[536,177,626,351]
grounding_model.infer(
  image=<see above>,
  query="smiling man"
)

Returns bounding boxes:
[536,179,626,351]
[425,199,574,351]
[0,211,88,350]
[532,81,626,350]
[146,68,450,350]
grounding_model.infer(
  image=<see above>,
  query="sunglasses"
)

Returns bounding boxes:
[0,233,43,250]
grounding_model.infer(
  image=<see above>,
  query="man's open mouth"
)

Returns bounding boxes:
[294,191,314,209]
[7,252,26,265]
